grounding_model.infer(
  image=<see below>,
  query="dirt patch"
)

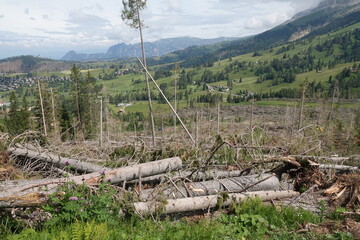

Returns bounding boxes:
[0,151,23,181]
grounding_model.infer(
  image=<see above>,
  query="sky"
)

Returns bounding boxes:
[0,0,322,59]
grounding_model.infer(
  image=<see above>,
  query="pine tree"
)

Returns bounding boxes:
[122,0,156,146]
[6,92,30,135]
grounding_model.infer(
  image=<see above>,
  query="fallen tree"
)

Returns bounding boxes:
[319,164,360,173]
[7,147,111,173]
[140,173,282,200]
[129,169,246,184]
[0,157,182,208]
[133,190,300,215]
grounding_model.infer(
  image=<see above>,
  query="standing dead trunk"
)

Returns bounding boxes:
[37,80,47,137]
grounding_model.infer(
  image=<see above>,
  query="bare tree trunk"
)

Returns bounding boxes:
[250,99,254,130]
[37,80,47,137]
[0,157,182,208]
[137,8,156,147]
[8,147,111,173]
[217,103,220,134]
[140,174,281,200]
[99,97,103,147]
[137,59,196,144]
[195,111,199,146]
[50,88,58,136]
[298,85,306,130]
[133,190,300,215]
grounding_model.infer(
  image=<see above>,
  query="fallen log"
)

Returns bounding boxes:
[319,164,360,172]
[133,190,300,215]
[7,147,111,173]
[129,169,245,184]
[0,157,182,208]
[289,155,350,163]
[140,174,281,200]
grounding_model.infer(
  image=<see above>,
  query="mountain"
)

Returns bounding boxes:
[0,55,72,73]
[173,0,360,68]
[62,51,106,62]
[61,36,239,61]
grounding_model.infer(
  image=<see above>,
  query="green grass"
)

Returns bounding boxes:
[5,198,352,240]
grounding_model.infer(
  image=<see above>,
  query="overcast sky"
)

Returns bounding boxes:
[0,0,322,59]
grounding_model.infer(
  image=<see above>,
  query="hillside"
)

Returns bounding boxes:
[0,55,72,73]
[61,36,239,62]
[159,0,360,69]
[96,20,360,110]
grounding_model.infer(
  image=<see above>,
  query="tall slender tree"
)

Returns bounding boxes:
[121,0,156,146]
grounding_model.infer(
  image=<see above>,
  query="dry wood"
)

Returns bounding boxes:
[129,169,246,184]
[133,190,300,215]
[140,174,280,200]
[289,155,350,162]
[319,164,359,172]
[0,157,182,208]
[7,147,111,173]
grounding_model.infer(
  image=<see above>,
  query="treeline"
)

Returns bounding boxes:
[329,64,360,99]
[3,65,103,140]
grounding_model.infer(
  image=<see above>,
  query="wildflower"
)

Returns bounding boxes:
[68,196,78,201]
[65,161,70,166]
[100,170,106,175]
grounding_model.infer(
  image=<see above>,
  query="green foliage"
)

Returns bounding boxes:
[121,0,147,29]
[6,92,31,135]
[222,198,321,239]
[42,182,119,226]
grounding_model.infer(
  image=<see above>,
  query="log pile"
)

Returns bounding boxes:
[1,146,359,216]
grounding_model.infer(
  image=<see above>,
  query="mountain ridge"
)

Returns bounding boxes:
[62,36,239,62]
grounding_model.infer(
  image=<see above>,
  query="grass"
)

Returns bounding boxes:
[4,198,353,240]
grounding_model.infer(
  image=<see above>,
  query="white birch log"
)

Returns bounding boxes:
[133,190,300,215]
[319,164,359,172]
[129,169,245,184]
[0,157,182,208]
[140,174,280,200]
[7,147,111,173]
[289,155,350,162]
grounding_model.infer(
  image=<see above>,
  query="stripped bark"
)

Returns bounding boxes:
[7,147,111,173]
[319,164,359,172]
[133,190,300,215]
[0,157,182,208]
[129,169,246,184]
[140,174,280,200]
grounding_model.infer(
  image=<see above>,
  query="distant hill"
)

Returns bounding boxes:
[175,0,360,68]
[61,36,239,61]
[0,55,72,73]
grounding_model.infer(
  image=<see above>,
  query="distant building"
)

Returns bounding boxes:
[117,103,133,107]
[0,101,11,107]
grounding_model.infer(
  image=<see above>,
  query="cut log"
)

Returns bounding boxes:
[7,147,111,173]
[0,157,182,208]
[133,190,300,215]
[140,174,281,200]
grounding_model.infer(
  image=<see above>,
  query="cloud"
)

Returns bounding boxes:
[24,8,30,15]
[0,15,4,19]
[30,17,36,21]
[96,3,104,11]
[66,11,110,31]
[42,15,51,21]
